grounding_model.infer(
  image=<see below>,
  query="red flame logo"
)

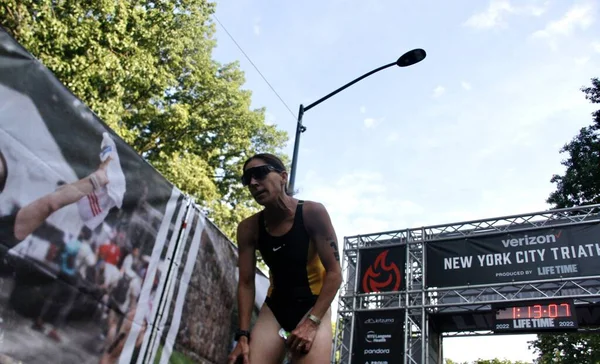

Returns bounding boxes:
[361,250,401,293]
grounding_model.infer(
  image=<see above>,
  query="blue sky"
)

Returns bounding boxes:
[211,0,599,362]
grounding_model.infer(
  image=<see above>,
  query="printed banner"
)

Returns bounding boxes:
[0,28,186,363]
[0,27,272,364]
[358,246,406,294]
[140,207,242,364]
[352,309,404,363]
[426,223,600,288]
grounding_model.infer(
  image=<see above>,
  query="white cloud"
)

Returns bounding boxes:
[433,85,446,98]
[528,3,549,17]
[253,17,261,36]
[363,116,385,128]
[591,41,600,53]
[464,0,514,29]
[531,2,595,49]
[575,56,591,65]
[386,132,399,143]
[360,106,366,114]
[537,3,595,36]
[461,81,472,91]
[265,111,276,125]
[464,0,547,29]
[299,171,424,241]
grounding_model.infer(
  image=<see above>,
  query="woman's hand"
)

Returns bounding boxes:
[287,317,319,354]
[228,337,250,364]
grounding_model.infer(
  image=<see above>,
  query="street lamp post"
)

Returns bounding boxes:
[287,48,427,193]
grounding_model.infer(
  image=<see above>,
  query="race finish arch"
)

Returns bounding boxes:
[332,205,600,363]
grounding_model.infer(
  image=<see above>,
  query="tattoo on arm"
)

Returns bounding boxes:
[329,240,340,261]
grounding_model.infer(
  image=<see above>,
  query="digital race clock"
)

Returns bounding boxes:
[492,298,578,333]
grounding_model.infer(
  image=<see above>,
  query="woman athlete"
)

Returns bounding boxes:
[228,153,343,364]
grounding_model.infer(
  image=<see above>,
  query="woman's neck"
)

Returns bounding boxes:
[263,194,295,222]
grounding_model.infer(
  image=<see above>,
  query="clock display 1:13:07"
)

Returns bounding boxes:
[496,303,572,320]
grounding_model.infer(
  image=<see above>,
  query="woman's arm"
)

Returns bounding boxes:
[236,217,258,333]
[304,201,343,321]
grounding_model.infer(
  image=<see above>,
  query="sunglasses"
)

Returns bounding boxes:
[241,165,283,186]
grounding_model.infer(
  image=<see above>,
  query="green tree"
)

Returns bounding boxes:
[529,333,600,364]
[0,0,287,239]
[528,77,600,363]
[547,78,600,209]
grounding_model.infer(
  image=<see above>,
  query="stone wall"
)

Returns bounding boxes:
[174,222,238,363]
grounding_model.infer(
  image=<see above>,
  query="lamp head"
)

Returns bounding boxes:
[396,48,427,67]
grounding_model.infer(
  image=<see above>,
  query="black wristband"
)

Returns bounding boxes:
[235,329,251,341]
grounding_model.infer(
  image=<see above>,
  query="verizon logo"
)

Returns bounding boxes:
[501,231,561,248]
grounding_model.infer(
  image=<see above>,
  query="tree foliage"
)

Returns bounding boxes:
[546,124,600,208]
[0,0,287,239]
[529,332,600,364]
[547,78,600,209]
[528,77,600,363]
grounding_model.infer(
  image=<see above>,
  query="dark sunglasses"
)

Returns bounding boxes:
[241,165,283,186]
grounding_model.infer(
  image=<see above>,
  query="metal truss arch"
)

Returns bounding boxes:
[332,204,600,363]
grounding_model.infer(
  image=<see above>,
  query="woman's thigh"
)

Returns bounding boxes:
[249,304,287,364]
